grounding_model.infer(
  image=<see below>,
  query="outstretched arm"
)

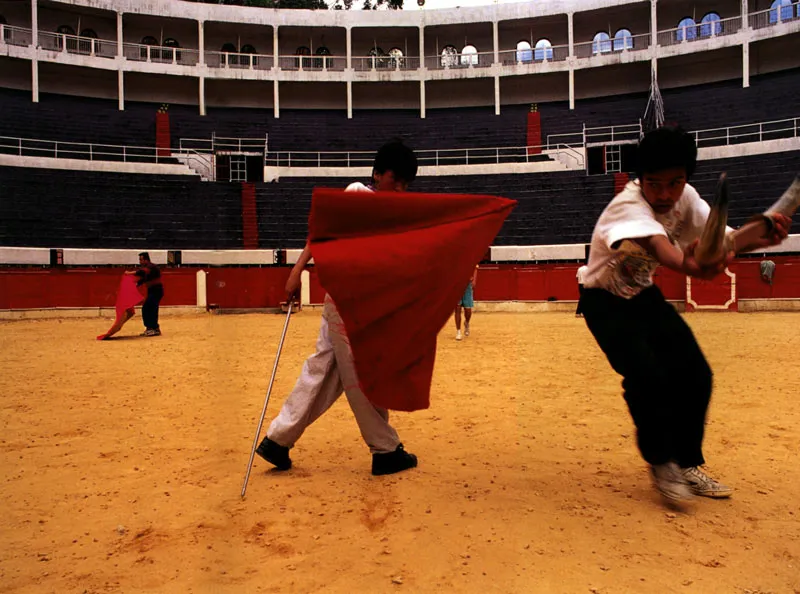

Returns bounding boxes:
[635,235,732,280]
[285,241,313,299]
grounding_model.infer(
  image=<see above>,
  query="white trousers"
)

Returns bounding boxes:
[267,296,401,454]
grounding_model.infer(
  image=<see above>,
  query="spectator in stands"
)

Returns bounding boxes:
[454,266,478,340]
[256,140,420,476]
[132,252,164,337]
[575,264,588,317]
[578,126,792,506]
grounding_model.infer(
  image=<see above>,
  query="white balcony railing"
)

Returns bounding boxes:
[351,55,420,71]
[38,30,117,58]
[122,42,199,66]
[205,51,273,71]
[498,43,570,65]
[278,54,347,71]
[425,50,494,70]
[749,1,800,29]
[0,24,33,47]
[264,143,584,168]
[574,32,651,58]
[657,14,743,47]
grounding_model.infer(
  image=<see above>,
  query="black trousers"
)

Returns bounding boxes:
[576,284,584,314]
[579,285,712,468]
[142,284,164,330]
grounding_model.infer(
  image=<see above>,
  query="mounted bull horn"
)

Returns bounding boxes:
[695,172,733,266]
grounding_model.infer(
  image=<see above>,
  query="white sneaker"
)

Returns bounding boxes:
[456,330,462,341]
[464,323,470,337]
[682,466,733,498]
[651,462,693,503]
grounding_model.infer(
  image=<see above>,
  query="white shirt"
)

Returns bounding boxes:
[583,180,711,299]
[345,181,374,193]
[576,265,588,285]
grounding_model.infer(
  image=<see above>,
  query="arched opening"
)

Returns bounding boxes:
[676,17,697,42]
[388,47,404,69]
[592,32,611,55]
[699,13,722,37]
[460,44,478,66]
[516,40,532,63]
[314,46,332,69]
[440,44,457,68]
[56,25,77,52]
[534,38,553,61]
[613,28,633,51]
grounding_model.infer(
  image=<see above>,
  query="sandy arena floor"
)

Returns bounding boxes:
[1,310,799,594]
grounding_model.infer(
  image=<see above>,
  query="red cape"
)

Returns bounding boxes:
[309,188,516,411]
[97,275,145,340]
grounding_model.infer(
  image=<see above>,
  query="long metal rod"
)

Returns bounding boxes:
[241,301,294,499]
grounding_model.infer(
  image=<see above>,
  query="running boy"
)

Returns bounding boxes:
[579,126,791,504]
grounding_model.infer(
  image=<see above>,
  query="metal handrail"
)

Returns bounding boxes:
[0,136,174,163]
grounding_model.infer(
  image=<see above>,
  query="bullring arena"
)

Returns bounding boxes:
[2,0,800,592]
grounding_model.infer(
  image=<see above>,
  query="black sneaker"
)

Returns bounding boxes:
[255,437,292,471]
[371,444,418,476]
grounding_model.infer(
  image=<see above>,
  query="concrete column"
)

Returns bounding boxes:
[116,12,123,58]
[346,26,352,70]
[300,270,311,306]
[31,0,38,47]
[651,0,658,48]
[742,41,750,88]
[567,12,574,57]
[196,270,207,308]
[198,21,205,66]
[494,75,500,115]
[651,56,658,82]
[492,20,499,64]
[418,26,424,68]
[347,80,353,119]
[118,69,124,111]
[419,80,426,119]
[568,68,575,110]
[273,79,280,118]
[273,26,279,69]
[199,76,206,115]
[31,0,38,102]
[742,0,749,29]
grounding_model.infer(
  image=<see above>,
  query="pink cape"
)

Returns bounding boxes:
[309,188,516,411]
[97,275,145,340]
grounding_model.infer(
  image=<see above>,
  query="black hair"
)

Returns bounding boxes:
[373,140,418,183]
[138,252,151,261]
[636,126,697,181]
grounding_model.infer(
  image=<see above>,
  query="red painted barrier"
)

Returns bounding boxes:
[2,258,799,310]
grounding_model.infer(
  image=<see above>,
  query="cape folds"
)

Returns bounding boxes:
[309,188,516,411]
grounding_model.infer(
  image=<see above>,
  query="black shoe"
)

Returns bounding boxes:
[371,444,418,476]
[255,437,292,471]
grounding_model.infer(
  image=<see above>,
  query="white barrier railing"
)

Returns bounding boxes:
[497,44,570,65]
[425,50,494,70]
[656,15,743,47]
[205,51,273,71]
[749,2,800,29]
[692,117,800,146]
[122,42,199,66]
[264,143,585,169]
[574,32,651,58]
[0,136,176,163]
[37,30,117,58]
[0,24,33,47]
